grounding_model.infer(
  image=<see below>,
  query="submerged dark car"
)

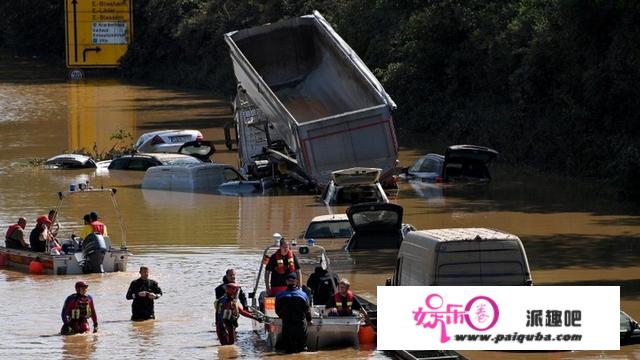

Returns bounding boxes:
[108,141,215,171]
[345,202,414,251]
[43,154,97,169]
[406,145,499,183]
[621,310,640,345]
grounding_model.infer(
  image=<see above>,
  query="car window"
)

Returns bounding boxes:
[108,158,130,170]
[419,158,439,173]
[128,158,153,171]
[351,209,399,229]
[223,168,242,181]
[410,157,425,172]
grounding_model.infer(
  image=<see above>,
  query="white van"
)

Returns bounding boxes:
[389,228,532,286]
[142,163,262,193]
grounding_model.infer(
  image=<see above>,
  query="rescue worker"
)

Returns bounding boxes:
[306,266,339,306]
[326,278,365,318]
[29,216,55,253]
[275,273,312,353]
[264,234,301,296]
[215,268,247,309]
[126,266,162,321]
[214,283,259,345]
[60,281,98,335]
[81,211,108,238]
[5,217,29,250]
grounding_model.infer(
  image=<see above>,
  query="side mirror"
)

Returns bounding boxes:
[385,278,391,286]
[299,246,309,255]
[248,292,255,299]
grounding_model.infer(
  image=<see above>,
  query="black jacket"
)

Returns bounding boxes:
[126,278,162,321]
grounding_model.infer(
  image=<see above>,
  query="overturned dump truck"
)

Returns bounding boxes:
[225,11,399,188]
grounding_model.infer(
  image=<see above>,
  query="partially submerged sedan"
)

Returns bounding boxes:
[43,154,97,169]
[108,153,202,171]
[133,129,204,153]
[406,145,498,183]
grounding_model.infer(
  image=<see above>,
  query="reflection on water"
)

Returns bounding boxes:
[1,75,639,358]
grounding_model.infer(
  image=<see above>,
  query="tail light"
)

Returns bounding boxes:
[150,135,165,145]
[196,132,203,141]
[435,176,444,183]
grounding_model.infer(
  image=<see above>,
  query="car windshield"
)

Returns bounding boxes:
[305,221,353,239]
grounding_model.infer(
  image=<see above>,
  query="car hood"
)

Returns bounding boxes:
[346,202,403,233]
[331,167,381,186]
[178,141,215,161]
[445,145,499,164]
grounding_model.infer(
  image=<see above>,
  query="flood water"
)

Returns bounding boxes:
[1,60,640,359]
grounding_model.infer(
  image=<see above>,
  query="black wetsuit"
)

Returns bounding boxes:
[126,278,163,321]
[214,275,247,309]
[29,227,45,252]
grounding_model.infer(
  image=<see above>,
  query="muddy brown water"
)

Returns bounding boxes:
[1,70,639,359]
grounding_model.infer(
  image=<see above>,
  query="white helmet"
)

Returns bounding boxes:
[272,232,283,245]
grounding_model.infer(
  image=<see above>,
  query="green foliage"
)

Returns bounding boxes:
[2,0,639,198]
[68,128,135,161]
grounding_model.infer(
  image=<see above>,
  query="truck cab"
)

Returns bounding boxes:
[389,228,533,286]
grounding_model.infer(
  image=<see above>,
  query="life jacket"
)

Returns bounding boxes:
[274,250,295,275]
[90,221,105,235]
[69,295,92,321]
[5,224,21,240]
[215,296,239,323]
[334,291,354,315]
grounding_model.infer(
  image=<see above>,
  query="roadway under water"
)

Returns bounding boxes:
[1,60,639,359]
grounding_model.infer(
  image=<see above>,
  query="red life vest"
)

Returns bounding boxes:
[215,296,239,322]
[274,250,296,275]
[5,224,21,239]
[335,291,354,315]
[69,296,92,321]
[90,221,105,235]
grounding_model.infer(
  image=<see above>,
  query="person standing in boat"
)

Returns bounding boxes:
[29,216,58,253]
[80,211,108,238]
[306,266,339,306]
[126,266,162,321]
[214,283,259,345]
[60,281,98,335]
[275,273,312,353]
[5,217,29,250]
[215,268,248,309]
[264,235,301,296]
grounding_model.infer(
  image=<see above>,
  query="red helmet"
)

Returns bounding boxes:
[36,215,52,225]
[75,281,89,289]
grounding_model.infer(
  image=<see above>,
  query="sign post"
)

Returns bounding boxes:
[65,0,133,74]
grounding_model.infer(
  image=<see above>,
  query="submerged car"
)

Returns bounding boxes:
[43,154,97,169]
[142,163,264,194]
[345,202,414,251]
[108,153,202,171]
[303,214,353,240]
[133,129,204,153]
[406,145,499,183]
[621,310,640,344]
[320,167,389,205]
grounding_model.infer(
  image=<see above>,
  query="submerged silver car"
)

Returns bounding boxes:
[406,145,499,183]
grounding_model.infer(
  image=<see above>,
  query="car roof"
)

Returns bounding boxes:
[310,214,349,223]
[46,154,92,163]
[139,129,200,138]
[407,228,519,244]
[116,153,198,161]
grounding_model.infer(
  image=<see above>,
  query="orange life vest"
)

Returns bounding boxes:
[335,291,354,315]
[274,250,296,275]
[91,221,105,235]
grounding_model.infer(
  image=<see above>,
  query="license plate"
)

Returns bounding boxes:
[169,135,191,143]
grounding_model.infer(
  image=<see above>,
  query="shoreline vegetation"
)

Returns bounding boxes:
[1,1,639,199]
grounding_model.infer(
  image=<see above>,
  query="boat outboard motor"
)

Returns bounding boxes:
[82,233,107,273]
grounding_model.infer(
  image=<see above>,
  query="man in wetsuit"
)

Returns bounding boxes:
[60,281,98,335]
[306,266,339,306]
[126,266,163,321]
[275,273,312,353]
